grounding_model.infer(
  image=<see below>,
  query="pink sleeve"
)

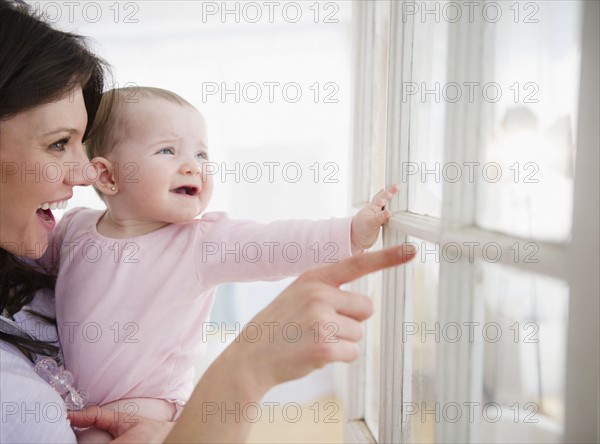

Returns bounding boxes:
[194,212,352,287]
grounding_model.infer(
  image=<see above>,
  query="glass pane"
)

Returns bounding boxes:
[474,262,568,443]
[407,11,449,217]
[477,1,583,242]
[403,237,440,442]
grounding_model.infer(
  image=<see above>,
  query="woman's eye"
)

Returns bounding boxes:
[49,138,69,151]
[157,147,175,155]
[197,151,209,160]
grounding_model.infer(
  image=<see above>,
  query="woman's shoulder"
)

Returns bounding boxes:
[0,344,76,443]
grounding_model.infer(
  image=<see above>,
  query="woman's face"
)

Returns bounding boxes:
[0,87,92,258]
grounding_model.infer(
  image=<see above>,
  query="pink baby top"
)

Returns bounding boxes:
[44,208,352,408]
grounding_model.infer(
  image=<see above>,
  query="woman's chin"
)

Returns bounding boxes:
[19,220,51,258]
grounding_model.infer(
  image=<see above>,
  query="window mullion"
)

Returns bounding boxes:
[436,6,487,443]
[387,211,569,281]
[564,1,600,440]
[381,1,413,443]
[388,212,441,244]
[346,3,371,426]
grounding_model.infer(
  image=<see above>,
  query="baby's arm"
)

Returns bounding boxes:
[350,184,399,254]
[196,185,398,286]
[196,213,353,286]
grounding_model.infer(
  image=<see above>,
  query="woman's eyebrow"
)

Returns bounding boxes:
[42,128,78,137]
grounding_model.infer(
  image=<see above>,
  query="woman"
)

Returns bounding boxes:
[0,1,415,442]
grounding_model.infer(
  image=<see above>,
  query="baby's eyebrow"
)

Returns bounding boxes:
[150,137,180,147]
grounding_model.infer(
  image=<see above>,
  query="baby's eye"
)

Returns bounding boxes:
[196,151,209,160]
[157,147,175,155]
[49,138,70,151]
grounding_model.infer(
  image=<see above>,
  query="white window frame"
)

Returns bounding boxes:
[346,1,599,443]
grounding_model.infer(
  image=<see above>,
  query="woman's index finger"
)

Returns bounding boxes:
[310,244,416,287]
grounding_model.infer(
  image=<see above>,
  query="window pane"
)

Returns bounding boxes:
[477,1,583,242]
[406,12,449,217]
[403,237,440,442]
[474,262,568,443]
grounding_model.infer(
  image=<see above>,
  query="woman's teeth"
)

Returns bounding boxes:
[39,200,69,211]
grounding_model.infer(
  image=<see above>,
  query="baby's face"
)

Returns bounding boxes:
[108,97,213,224]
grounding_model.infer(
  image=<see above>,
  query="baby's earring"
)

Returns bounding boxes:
[111,186,116,192]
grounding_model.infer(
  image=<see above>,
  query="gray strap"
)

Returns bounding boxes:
[0,315,63,365]
[0,316,35,340]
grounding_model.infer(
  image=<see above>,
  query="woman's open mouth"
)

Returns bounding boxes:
[36,199,68,231]
[36,208,56,231]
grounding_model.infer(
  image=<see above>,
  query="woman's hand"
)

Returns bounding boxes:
[68,407,174,443]
[232,243,416,390]
[166,244,416,443]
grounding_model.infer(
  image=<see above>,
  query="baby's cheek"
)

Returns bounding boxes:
[202,177,215,200]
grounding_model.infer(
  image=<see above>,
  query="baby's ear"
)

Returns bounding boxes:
[90,157,118,196]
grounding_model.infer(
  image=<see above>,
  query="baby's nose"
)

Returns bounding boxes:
[181,160,201,175]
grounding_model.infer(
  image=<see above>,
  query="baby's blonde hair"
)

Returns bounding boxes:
[85,86,194,200]
[85,86,193,160]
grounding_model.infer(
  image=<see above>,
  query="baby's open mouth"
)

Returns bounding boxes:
[170,186,199,196]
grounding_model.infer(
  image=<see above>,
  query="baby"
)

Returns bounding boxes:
[42,87,397,440]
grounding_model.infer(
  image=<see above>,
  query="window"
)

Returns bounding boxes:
[347,1,599,443]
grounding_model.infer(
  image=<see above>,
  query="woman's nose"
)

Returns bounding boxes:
[64,143,94,186]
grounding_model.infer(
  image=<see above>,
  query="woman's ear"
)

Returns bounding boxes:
[91,157,118,196]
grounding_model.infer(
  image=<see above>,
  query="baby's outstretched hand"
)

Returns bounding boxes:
[351,184,399,254]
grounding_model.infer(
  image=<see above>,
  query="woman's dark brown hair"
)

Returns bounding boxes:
[0,0,109,361]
